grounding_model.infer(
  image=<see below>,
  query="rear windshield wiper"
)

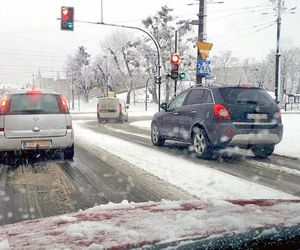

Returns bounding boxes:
[236,100,258,105]
[10,109,45,114]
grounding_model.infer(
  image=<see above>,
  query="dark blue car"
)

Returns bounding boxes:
[151,85,283,159]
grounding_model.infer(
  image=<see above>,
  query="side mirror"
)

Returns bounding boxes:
[160,103,168,111]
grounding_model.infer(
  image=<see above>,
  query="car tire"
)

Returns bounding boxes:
[64,144,74,160]
[151,122,165,146]
[252,144,275,159]
[118,114,124,123]
[192,127,212,159]
[97,114,102,124]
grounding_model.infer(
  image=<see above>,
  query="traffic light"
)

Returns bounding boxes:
[179,72,187,80]
[61,6,74,31]
[170,53,180,80]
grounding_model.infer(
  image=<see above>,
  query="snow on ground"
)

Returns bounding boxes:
[70,98,157,117]
[74,121,296,200]
[0,199,299,249]
[275,114,300,158]
[130,114,300,159]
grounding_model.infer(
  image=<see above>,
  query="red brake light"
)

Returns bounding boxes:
[60,96,69,112]
[240,85,254,89]
[0,96,9,113]
[27,89,41,95]
[274,106,282,122]
[213,104,231,120]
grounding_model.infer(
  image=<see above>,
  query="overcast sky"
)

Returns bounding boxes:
[0,0,299,86]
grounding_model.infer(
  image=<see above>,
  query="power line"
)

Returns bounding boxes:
[209,6,275,23]
[209,3,273,13]
[218,22,276,47]
[209,20,276,38]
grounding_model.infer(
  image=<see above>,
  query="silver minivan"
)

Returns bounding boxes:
[0,89,74,159]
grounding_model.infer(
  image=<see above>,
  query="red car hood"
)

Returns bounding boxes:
[0,199,299,249]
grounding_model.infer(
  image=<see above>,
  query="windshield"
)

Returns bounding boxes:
[0,0,299,249]
[219,87,276,106]
[7,94,62,114]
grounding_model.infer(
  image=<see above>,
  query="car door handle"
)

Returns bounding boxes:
[191,110,197,114]
[173,112,179,115]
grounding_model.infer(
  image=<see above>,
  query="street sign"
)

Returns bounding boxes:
[197,59,211,77]
[196,42,213,60]
[107,91,115,97]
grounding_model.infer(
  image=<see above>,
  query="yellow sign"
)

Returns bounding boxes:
[196,42,213,60]
[107,91,115,97]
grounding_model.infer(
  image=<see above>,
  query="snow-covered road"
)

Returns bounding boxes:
[74,121,297,200]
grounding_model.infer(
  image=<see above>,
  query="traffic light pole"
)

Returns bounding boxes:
[71,70,74,110]
[196,0,206,85]
[275,0,282,102]
[57,18,162,111]
[174,31,178,96]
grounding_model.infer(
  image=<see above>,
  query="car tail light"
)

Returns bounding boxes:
[240,85,255,89]
[66,124,72,129]
[0,96,9,113]
[97,104,101,113]
[27,89,41,95]
[0,128,4,132]
[213,104,231,120]
[60,96,69,113]
[274,107,282,123]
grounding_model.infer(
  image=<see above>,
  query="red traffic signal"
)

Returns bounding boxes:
[170,54,180,65]
[61,6,74,31]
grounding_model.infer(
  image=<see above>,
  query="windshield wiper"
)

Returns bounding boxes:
[237,100,258,105]
[11,109,45,114]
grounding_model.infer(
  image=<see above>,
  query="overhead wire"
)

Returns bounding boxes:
[208,20,276,38]
[218,22,276,47]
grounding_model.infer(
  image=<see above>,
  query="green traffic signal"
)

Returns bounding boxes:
[67,22,73,29]
[179,72,187,80]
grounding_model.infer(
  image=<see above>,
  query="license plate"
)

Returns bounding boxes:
[22,140,51,149]
[247,113,268,120]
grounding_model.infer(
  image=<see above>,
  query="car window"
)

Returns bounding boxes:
[219,87,275,106]
[185,89,204,105]
[8,94,62,114]
[168,91,188,110]
[202,90,213,104]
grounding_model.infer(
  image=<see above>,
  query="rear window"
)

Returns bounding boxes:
[219,87,276,106]
[7,94,63,114]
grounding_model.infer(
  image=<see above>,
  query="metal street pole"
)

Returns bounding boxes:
[275,0,282,102]
[71,70,74,110]
[101,0,104,23]
[145,76,152,111]
[196,0,206,85]
[174,30,178,96]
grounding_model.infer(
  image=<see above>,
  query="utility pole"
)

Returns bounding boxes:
[71,70,74,110]
[174,30,178,96]
[196,0,206,85]
[101,0,104,23]
[275,0,282,102]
